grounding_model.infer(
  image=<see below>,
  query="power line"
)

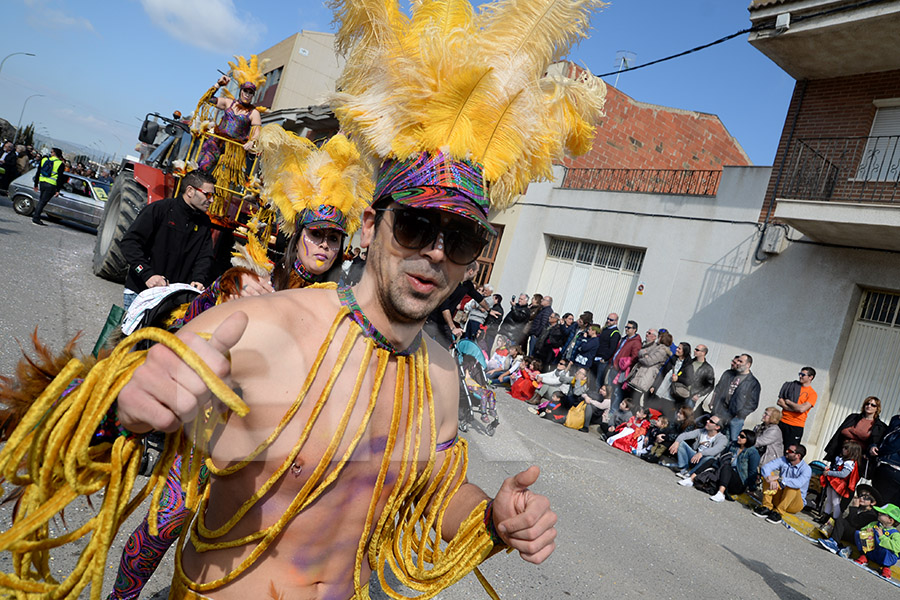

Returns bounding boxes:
[596,0,893,79]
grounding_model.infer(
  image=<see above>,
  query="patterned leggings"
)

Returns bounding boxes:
[107,456,190,600]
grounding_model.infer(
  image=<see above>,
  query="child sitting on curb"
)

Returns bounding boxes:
[854,503,900,579]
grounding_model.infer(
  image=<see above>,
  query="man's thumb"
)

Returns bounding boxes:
[512,465,540,490]
[208,311,249,355]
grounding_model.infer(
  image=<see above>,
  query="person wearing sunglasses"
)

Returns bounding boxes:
[10,2,608,596]
[822,396,887,483]
[119,169,217,311]
[776,366,818,449]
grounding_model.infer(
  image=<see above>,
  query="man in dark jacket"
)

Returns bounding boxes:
[689,344,716,409]
[31,147,66,226]
[119,171,217,311]
[592,312,621,387]
[423,261,489,349]
[499,293,531,346]
[0,142,19,192]
[711,353,761,444]
[527,296,553,356]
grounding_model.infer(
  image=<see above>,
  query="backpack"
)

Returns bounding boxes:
[40,157,54,177]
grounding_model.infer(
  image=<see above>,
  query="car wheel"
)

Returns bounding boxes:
[12,194,34,216]
[92,174,145,282]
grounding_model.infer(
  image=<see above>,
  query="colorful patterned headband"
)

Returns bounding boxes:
[374,152,494,234]
[297,205,348,234]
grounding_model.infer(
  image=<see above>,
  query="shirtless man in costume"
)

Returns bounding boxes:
[118,196,557,599]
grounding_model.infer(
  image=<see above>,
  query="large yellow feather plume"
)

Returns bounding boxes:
[228,54,270,89]
[329,0,607,210]
[256,124,373,235]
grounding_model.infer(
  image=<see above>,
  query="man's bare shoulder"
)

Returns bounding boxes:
[179,287,340,337]
[424,336,460,436]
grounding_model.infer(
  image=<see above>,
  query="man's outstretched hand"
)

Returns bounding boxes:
[118,311,248,434]
[491,466,557,564]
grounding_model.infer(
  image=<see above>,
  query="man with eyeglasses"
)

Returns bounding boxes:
[754,444,812,524]
[776,367,818,449]
[689,345,715,409]
[119,170,217,311]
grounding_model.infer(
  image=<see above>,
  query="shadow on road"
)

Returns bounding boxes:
[722,546,812,600]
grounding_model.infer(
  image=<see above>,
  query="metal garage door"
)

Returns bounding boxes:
[537,238,644,320]
[820,290,900,452]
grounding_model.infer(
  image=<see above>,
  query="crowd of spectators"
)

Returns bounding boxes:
[444,287,900,579]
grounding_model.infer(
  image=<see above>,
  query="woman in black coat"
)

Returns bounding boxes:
[823,395,887,478]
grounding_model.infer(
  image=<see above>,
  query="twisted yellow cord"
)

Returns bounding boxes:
[1,310,495,600]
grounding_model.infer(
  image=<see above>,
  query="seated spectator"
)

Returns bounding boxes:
[700,429,761,501]
[486,344,522,386]
[529,390,565,418]
[486,345,509,371]
[754,406,784,466]
[510,357,543,402]
[753,444,812,524]
[852,503,900,579]
[668,414,728,478]
[530,358,571,405]
[820,441,862,521]
[608,407,652,453]
[562,367,591,410]
[581,384,610,433]
[600,398,634,441]
[817,484,882,557]
[635,414,669,458]
[645,408,694,464]
[628,329,672,408]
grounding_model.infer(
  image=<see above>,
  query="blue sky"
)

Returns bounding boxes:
[0,1,795,165]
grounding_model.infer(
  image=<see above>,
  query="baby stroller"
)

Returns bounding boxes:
[453,338,500,436]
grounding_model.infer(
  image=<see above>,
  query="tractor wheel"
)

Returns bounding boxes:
[92,174,145,282]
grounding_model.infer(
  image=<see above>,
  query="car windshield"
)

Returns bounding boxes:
[90,180,111,202]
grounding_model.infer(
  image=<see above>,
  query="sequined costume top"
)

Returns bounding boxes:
[215,101,253,142]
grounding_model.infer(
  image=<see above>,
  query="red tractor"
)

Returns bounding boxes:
[92,112,270,282]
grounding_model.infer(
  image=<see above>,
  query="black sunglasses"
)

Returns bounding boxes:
[377,207,488,265]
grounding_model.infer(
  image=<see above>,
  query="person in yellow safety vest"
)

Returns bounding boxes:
[31,147,66,226]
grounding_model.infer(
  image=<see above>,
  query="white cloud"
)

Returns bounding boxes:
[24,0,96,32]
[140,0,265,53]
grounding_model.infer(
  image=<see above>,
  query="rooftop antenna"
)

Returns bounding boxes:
[613,51,636,88]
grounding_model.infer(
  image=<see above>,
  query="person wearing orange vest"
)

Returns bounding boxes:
[31,147,65,226]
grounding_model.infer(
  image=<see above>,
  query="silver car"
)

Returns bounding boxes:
[8,168,111,229]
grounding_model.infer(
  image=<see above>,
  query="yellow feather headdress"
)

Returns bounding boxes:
[328,0,607,214]
[257,124,373,236]
[228,54,269,90]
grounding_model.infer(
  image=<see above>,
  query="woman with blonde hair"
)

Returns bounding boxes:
[755,406,784,466]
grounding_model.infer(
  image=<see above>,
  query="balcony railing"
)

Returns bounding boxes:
[561,167,721,196]
[779,135,900,203]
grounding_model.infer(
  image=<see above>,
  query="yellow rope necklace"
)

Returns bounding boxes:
[0,302,494,600]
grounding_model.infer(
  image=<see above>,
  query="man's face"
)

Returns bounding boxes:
[735,355,750,374]
[645,329,657,343]
[541,296,551,307]
[695,345,708,360]
[785,446,801,463]
[517,294,528,305]
[606,314,617,326]
[557,360,568,371]
[360,205,468,324]
[184,182,215,212]
[624,323,636,336]
[707,417,722,433]
[730,356,739,370]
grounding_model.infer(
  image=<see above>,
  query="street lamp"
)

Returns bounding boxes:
[0,52,36,76]
[13,94,44,144]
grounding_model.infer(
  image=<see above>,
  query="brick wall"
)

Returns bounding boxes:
[561,75,752,172]
[759,68,900,222]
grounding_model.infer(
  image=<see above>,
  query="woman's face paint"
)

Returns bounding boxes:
[297,227,342,275]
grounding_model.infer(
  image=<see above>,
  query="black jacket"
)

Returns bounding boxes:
[712,370,761,421]
[121,197,215,293]
[595,325,621,361]
[824,412,887,476]
[499,302,530,344]
[529,305,553,337]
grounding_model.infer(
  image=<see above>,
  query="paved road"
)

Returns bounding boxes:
[0,194,893,598]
